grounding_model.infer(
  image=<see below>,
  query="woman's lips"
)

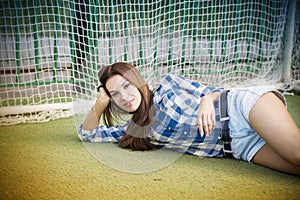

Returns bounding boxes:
[124,99,134,107]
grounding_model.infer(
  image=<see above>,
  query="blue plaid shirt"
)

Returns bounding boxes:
[78,74,224,157]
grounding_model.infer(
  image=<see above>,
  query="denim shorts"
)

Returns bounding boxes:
[226,87,286,162]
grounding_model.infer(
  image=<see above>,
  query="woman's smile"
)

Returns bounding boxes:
[124,99,134,107]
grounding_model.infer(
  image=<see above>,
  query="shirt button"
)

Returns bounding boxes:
[168,127,172,130]
[184,131,187,135]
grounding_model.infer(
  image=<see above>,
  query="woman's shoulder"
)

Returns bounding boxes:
[165,73,185,80]
[153,73,181,93]
[161,73,203,88]
[160,73,186,84]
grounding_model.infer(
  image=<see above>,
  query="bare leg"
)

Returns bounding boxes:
[252,144,300,175]
[249,92,300,175]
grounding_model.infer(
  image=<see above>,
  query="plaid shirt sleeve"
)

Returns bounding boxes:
[78,122,129,142]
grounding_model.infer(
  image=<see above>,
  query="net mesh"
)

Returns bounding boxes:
[0,0,299,125]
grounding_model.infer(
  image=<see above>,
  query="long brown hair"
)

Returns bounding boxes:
[98,62,156,150]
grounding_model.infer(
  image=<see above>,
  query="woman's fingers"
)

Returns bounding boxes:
[196,94,216,137]
[99,87,110,100]
[197,115,204,136]
[197,113,216,137]
[202,115,209,135]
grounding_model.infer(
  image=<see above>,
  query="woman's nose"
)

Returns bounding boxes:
[121,92,130,101]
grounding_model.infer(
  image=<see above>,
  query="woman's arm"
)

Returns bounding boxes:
[82,87,110,130]
[196,92,221,136]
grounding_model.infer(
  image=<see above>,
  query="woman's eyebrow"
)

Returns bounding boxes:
[121,80,128,87]
[109,80,127,93]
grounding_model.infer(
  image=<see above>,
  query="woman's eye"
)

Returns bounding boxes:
[111,92,119,97]
[124,83,130,89]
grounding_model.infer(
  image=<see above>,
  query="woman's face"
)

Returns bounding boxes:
[106,74,142,113]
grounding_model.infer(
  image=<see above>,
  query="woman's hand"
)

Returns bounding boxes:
[82,86,110,130]
[94,86,110,116]
[196,94,216,137]
[95,86,110,104]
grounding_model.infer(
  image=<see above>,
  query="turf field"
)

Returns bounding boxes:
[0,95,299,200]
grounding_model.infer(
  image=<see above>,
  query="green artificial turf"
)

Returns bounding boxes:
[285,95,300,127]
[0,95,299,200]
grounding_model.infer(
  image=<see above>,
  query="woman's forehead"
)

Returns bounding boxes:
[106,75,128,91]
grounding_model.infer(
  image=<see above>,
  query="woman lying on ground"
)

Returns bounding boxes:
[78,62,300,176]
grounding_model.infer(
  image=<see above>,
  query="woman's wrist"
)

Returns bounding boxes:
[95,94,110,105]
[93,96,110,118]
[202,93,213,101]
[209,92,220,102]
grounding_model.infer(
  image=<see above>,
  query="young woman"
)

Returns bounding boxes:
[79,62,300,175]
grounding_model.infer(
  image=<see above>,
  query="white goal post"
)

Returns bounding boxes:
[0,0,299,125]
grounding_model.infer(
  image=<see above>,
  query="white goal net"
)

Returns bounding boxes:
[0,0,299,125]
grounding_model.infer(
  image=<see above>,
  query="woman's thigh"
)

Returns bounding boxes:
[249,92,300,165]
